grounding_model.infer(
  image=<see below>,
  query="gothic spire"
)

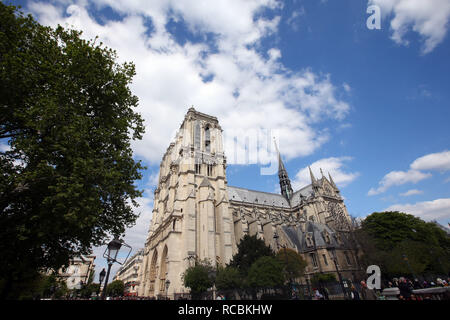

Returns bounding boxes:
[274,139,293,201]
[309,166,317,186]
[328,172,337,188]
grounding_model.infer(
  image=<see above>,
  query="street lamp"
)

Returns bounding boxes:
[402,254,416,280]
[101,237,132,300]
[208,269,217,300]
[329,248,348,300]
[98,268,106,295]
[165,279,171,300]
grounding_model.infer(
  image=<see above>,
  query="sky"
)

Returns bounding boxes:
[8,0,450,280]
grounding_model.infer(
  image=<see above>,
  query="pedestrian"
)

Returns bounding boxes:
[360,281,377,300]
[398,277,412,300]
[350,285,360,300]
[413,279,422,289]
[314,288,323,300]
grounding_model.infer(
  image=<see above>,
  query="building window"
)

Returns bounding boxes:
[323,254,328,266]
[310,253,318,268]
[205,126,211,152]
[305,233,313,247]
[344,251,352,265]
[207,164,213,176]
[195,163,201,174]
[194,123,201,149]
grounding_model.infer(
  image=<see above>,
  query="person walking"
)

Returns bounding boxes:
[350,285,360,300]
[398,277,412,300]
[360,281,377,300]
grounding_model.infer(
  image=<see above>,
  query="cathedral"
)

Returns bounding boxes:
[137,107,362,298]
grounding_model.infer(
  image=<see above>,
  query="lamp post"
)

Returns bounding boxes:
[330,248,347,300]
[165,279,170,300]
[101,237,132,300]
[402,254,416,280]
[208,269,217,300]
[99,268,106,296]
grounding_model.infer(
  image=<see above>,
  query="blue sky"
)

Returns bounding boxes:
[10,0,450,279]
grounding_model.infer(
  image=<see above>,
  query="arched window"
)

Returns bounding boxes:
[159,246,168,293]
[149,250,158,294]
[194,123,201,149]
[205,126,211,152]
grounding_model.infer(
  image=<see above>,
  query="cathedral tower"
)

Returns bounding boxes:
[138,107,234,298]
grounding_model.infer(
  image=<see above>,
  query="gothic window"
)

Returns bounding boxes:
[323,230,331,244]
[323,254,328,266]
[344,251,352,266]
[195,163,201,174]
[310,253,318,268]
[305,232,314,247]
[205,126,211,152]
[207,164,213,176]
[327,202,349,231]
[194,123,201,149]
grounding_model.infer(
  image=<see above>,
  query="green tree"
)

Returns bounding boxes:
[0,4,144,299]
[215,266,242,291]
[106,280,125,297]
[228,235,275,277]
[310,273,336,286]
[247,256,284,288]
[182,259,215,299]
[357,211,450,279]
[275,248,307,283]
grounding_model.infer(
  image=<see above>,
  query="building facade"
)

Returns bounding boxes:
[56,255,96,290]
[138,108,362,298]
[113,249,144,296]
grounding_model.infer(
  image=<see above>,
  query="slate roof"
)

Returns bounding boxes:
[281,221,343,252]
[227,186,290,208]
[227,184,314,208]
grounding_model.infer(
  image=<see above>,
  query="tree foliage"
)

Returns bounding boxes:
[356,211,450,279]
[106,280,124,297]
[310,273,336,286]
[215,266,242,291]
[247,256,284,288]
[228,234,275,276]
[182,259,215,299]
[0,4,144,298]
[275,248,307,282]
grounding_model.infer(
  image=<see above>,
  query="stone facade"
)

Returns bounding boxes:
[138,108,362,298]
[113,249,144,296]
[55,255,96,290]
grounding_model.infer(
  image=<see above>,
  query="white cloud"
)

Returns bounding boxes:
[385,198,450,222]
[92,196,153,279]
[292,156,359,190]
[368,169,431,196]
[343,83,351,93]
[399,189,423,197]
[27,0,350,166]
[369,0,450,54]
[369,150,449,196]
[410,150,450,172]
[0,142,10,152]
[286,7,305,31]
[25,1,353,275]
